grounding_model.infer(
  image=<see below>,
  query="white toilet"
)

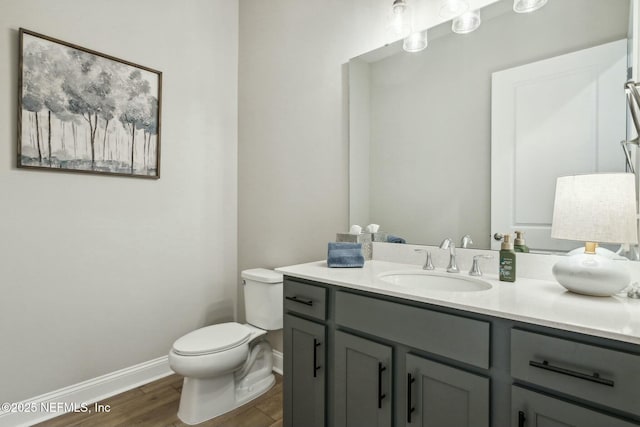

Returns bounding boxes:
[169,268,283,425]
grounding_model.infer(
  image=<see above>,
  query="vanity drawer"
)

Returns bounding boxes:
[284,278,327,321]
[511,329,640,417]
[335,291,490,369]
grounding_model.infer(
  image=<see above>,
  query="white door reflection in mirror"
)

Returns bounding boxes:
[491,39,627,251]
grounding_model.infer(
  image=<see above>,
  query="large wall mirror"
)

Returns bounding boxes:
[349,0,636,255]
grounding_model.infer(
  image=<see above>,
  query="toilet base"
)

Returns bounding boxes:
[236,372,275,407]
[177,373,275,425]
[176,340,276,425]
[177,374,233,425]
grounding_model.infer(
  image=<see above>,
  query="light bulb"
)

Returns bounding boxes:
[452,9,481,34]
[403,30,428,53]
[513,0,548,13]
[439,0,469,18]
[389,0,412,38]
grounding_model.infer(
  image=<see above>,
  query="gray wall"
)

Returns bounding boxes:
[238,0,397,351]
[0,0,238,402]
[364,0,628,248]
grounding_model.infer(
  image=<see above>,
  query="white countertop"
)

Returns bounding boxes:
[276,260,640,346]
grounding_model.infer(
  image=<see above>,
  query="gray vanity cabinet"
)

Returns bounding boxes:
[405,353,489,427]
[334,330,393,427]
[282,276,640,427]
[283,313,326,427]
[511,387,638,427]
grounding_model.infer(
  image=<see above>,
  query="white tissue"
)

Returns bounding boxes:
[349,225,362,234]
[365,224,380,233]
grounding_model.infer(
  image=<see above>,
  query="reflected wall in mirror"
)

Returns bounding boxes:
[349,0,633,254]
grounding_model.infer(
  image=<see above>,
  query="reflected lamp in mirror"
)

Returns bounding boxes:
[550,173,638,296]
[452,9,481,34]
[513,0,548,13]
[403,29,428,52]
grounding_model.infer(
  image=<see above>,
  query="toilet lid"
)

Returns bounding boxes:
[172,322,252,356]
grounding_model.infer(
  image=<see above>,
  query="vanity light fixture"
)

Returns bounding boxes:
[452,9,481,34]
[513,0,548,14]
[403,29,428,53]
[390,0,413,38]
[550,173,638,296]
[439,0,469,18]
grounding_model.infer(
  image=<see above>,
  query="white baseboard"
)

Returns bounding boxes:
[272,349,283,375]
[0,356,172,427]
[1,350,284,427]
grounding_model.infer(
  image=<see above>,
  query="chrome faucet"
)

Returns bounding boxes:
[469,255,493,276]
[414,249,435,270]
[460,234,473,249]
[439,238,459,273]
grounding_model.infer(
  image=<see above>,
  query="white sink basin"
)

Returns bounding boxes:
[378,271,492,292]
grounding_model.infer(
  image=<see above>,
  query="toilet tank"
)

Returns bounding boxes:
[241,268,283,330]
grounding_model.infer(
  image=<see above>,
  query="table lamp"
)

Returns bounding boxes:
[550,173,638,296]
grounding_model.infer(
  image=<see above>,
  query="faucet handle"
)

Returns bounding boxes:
[439,238,453,249]
[414,249,435,270]
[438,240,459,273]
[469,255,493,276]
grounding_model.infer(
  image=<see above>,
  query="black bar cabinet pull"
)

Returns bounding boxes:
[313,339,321,378]
[285,295,313,306]
[407,373,416,423]
[529,360,614,387]
[518,410,526,427]
[377,363,387,409]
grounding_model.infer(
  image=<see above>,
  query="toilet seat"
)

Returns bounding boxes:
[172,322,252,356]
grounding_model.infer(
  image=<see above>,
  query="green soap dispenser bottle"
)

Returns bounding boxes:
[514,230,530,253]
[499,234,516,282]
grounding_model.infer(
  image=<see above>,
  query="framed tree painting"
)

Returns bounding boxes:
[18,28,162,178]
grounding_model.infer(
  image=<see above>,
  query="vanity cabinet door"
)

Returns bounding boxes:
[511,386,638,427]
[334,330,393,427]
[511,328,640,417]
[284,314,325,427]
[405,353,489,427]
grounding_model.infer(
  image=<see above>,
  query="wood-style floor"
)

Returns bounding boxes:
[35,374,283,427]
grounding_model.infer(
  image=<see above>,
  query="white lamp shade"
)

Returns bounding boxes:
[551,173,638,245]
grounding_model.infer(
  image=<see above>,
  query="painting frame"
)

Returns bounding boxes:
[17,28,162,179]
